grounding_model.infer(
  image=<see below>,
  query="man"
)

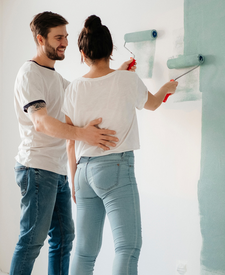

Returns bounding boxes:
[11,11,134,275]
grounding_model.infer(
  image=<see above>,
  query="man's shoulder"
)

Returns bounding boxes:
[17,61,40,77]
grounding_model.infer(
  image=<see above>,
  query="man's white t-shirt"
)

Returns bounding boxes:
[14,61,70,175]
[62,70,148,161]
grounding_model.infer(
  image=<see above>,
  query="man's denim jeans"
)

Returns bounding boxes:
[71,151,142,275]
[10,163,75,275]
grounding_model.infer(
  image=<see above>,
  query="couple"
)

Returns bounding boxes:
[11,11,178,275]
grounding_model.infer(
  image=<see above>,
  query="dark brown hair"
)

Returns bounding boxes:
[30,11,68,45]
[78,15,113,62]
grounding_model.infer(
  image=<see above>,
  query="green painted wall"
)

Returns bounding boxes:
[124,39,156,78]
[184,0,225,274]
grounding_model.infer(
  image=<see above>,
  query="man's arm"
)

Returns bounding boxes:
[144,81,178,111]
[28,102,118,150]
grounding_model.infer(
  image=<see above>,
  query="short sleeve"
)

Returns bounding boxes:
[135,74,148,110]
[61,83,75,121]
[16,71,46,113]
[60,75,70,91]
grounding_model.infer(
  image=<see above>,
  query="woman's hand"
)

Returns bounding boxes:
[144,81,178,111]
[162,80,178,95]
[72,180,76,204]
[117,58,136,72]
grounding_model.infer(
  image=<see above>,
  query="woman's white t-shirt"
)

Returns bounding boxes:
[62,70,148,161]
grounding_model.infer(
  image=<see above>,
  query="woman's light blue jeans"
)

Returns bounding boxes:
[10,163,75,275]
[71,151,142,275]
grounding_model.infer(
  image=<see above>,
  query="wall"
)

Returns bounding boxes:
[0,0,204,274]
[0,1,5,271]
[184,1,225,274]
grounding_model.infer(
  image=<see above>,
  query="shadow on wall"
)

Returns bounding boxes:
[0,269,8,275]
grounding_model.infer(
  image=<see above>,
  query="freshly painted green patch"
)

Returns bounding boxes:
[184,0,225,274]
[125,40,156,78]
[124,30,157,78]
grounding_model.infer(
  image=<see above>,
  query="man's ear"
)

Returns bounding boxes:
[36,34,45,46]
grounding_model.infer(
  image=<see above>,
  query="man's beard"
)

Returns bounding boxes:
[45,40,65,61]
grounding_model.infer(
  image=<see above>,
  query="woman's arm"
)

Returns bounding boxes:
[144,81,178,111]
[65,115,77,203]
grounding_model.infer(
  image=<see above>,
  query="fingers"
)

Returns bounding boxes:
[97,140,118,150]
[97,134,119,150]
[89,118,102,126]
[73,195,76,204]
[168,81,178,94]
[72,191,76,204]
[98,143,110,151]
[129,65,136,72]
[83,119,119,149]
[172,81,178,87]
[128,58,137,72]
[97,129,119,148]
[100,128,117,137]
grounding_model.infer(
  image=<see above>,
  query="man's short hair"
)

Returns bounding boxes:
[30,11,68,45]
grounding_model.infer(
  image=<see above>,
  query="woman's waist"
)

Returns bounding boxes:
[77,150,134,165]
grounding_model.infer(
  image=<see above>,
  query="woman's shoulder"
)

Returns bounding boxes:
[115,70,138,78]
[67,77,84,88]
[114,70,140,84]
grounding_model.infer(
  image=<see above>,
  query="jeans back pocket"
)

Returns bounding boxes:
[90,163,120,191]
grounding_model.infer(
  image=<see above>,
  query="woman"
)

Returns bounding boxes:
[62,15,178,275]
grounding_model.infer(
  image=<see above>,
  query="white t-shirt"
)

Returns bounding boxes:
[62,70,148,161]
[14,61,70,175]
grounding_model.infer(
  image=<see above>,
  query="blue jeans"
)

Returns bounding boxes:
[70,151,142,275]
[10,163,75,275]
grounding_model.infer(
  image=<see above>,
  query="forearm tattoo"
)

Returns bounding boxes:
[28,101,46,114]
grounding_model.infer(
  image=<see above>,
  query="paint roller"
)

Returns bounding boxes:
[163,54,205,102]
[124,30,158,70]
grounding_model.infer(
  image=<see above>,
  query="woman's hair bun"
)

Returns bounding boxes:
[78,14,113,61]
[84,15,102,33]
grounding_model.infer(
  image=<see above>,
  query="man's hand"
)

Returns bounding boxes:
[117,58,136,72]
[81,118,119,150]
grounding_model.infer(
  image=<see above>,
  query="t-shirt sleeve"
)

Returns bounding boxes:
[17,71,46,113]
[135,74,148,110]
[60,75,70,91]
[61,83,74,121]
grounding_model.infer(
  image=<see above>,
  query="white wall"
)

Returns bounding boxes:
[0,0,202,274]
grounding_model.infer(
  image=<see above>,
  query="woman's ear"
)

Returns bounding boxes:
[81,51,91,66]
[80,50,86,62]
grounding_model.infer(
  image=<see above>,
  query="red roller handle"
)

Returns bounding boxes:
[127,58,136,71]
[163,79,174,103]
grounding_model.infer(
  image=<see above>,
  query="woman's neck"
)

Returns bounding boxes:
[83,58,115,78]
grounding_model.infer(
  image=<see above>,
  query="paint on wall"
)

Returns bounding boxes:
[184,0,225,274]
[125,40,156,78]
[167,28,201,103]
[172,28,184,56]
[169,66,201,103]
